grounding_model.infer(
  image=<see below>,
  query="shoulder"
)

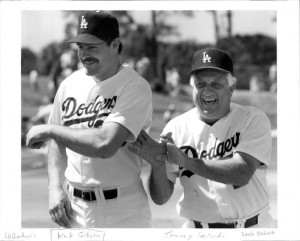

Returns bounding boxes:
[123,66,151,86]
[230,103,270,128]
[167,107,197,127]
[119,66,152,94]
[59,68,91,87]
[231,103,268,119]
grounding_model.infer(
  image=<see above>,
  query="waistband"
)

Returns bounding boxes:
[193,214,259,228]
[65,179,145,204]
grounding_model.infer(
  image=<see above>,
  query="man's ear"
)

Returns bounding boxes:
[229,82,236,94]
[111,38,120,54]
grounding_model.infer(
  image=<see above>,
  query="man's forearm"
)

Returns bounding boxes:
[149,163,174,205]
[167,144,256,186]
[48,125,107,158]
[47,140,68,189]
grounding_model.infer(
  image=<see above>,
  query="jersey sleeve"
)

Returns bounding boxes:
[161,120,179,183]
[47,83,64,125]
[104,80,152,142]
[235,110,272,167]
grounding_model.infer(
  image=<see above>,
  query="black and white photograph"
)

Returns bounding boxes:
[0,1,299,241]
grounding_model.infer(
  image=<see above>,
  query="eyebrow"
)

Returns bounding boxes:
[77,43,105,47]
[195,77,225,83]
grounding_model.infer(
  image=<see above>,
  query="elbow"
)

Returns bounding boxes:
[93,142,116,159]
[233,171,253,186]
[150,186,172,205]
[150,181,174,205]
[152,196,170,206]
[234,178,249,187]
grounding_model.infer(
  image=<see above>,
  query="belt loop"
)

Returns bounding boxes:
[116,187,120,200]
[97,189,106,205]
[88,191,92,202]
[67,183,73,199]
[236,219,246,228]
[201,223,209,228]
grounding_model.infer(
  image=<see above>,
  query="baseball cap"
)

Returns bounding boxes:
[188,48,233,75]
[68,11,119,44]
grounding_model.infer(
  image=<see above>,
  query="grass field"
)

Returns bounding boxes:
[21,75,277,228]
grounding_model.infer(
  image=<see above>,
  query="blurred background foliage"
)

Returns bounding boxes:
[21,10,276,91]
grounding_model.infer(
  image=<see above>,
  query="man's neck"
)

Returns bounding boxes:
[197,108,231,126]
[93,61,122,83]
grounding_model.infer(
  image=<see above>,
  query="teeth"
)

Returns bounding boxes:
[203,98,216,104]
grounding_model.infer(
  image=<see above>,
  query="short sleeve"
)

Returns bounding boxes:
[235,111,272,167]
[104,81,152,142]
[47,84,64,125]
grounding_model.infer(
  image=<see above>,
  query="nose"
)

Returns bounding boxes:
[202,85,214,96]
[78,47,89,59]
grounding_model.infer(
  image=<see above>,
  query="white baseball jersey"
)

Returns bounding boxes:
[164,103,272,223]
[48,65,152,188]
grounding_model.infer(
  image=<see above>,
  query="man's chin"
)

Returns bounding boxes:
[84,68,94,76]
[202,110,218,119]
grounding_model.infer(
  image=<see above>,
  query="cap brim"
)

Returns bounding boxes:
[67,34,105,44]
[187,67,230,76]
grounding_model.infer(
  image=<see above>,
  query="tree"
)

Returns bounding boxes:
[209,10,233,42]
[217,34,276,89]
[227,11,232,37]
[149,11,193,84]
[209,11,220,42]
[39,42,62,75]
[21,48,37,75]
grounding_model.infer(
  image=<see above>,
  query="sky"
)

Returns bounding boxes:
[21,10,276,53]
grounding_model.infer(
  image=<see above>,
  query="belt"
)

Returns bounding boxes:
[67,184,118,202]
[193,214,259,228]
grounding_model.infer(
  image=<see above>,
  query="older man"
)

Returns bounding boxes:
[129,48,275,228]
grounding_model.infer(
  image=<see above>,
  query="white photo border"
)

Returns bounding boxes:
[0,1,299,240]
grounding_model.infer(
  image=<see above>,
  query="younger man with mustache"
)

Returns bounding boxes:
[26,11,153,228]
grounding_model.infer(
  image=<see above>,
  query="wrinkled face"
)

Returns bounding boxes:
[77,39,119,81]
[191,69,235,125]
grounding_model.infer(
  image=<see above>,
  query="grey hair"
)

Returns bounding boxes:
[227,73,237,87]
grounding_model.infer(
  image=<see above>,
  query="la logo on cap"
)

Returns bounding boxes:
[202,52,211,63]
[80,16,88,29]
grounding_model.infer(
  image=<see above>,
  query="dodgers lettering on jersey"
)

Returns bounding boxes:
[62,95,117,127]
[48,66,152,188]
[181,132,240,161]
[164,104,271,222]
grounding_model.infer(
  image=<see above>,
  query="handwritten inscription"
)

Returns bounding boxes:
[242,230,275,237]
[198,232,225,239]
[51,229,105,241]
[164,230,193,241]
[4,232,37,240]
[164,230,225,240]
[257,230,275,236]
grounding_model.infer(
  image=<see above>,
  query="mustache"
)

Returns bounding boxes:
[81,56,100,63]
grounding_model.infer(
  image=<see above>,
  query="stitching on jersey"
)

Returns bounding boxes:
[253,172,269,199]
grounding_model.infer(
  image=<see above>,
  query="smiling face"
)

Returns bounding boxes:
[191,69,235,125]
[77,39,120,81]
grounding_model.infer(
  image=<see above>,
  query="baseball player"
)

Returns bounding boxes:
[26,11,153,228]
[129,48,275,228]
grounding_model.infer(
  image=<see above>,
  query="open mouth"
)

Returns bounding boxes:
[202,98,217,105]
